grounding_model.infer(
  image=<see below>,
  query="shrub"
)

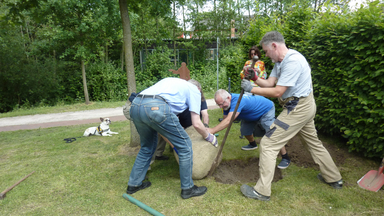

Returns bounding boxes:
[220,45,247,93]
[307,1,384,158]
[86,62,127,101]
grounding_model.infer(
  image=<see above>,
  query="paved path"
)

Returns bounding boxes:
[0,99,219,132]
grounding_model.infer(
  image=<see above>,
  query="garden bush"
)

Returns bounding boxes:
[307,1,384,158]
[86,62,127,101]
[220,45,248,93]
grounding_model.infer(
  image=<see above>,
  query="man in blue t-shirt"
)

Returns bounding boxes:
[208,89,275,151]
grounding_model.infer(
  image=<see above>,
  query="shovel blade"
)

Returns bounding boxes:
[357,170,384,192]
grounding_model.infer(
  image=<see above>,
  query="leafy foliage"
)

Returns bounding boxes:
[307,1,384,158]
[86,62,127,101]
[220,44,247,93]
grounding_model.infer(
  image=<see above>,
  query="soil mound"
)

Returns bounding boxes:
[213,135,347,184]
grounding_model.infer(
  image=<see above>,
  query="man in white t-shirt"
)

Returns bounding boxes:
[126,78,217,199]
[240,31,342,201]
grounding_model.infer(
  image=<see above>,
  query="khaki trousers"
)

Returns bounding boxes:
[254,92,342,196]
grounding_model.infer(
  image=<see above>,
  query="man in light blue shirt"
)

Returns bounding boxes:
[126,78,217,199]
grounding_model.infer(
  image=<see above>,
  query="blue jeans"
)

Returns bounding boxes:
[128,96,194,189]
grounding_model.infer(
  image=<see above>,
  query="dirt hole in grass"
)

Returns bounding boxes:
[213,135,349,184]
[213,157,283,184]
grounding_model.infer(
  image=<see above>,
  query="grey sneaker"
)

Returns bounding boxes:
[277,158,291,169]
[240,184,270,201]
[317,173,343,189]
[241,144,258,151]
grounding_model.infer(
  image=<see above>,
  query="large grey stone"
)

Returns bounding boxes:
[174,126,222,180]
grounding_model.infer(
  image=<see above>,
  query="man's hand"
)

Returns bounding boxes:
[244,68,259,81]
[241,79,253,92]
[205,133,218,147]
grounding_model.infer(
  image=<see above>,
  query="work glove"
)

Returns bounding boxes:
[244,68,259,81]
[241,79,253,93]
[205,133,218,147]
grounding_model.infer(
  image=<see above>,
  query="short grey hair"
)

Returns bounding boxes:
[215,89,230,101]
[259,31,285,46]
[188,79,205,101]
[188,79,201,90]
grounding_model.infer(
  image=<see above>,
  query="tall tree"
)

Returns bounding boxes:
[30,0,121,104]
[119,0,141,147]
[119,0,137,96]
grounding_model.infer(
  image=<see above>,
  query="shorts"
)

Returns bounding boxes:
[240,105,275,137]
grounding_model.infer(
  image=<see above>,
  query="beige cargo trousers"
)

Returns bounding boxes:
[254,91,342,196]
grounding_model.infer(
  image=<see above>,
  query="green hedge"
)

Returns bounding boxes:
[307,2,384,158]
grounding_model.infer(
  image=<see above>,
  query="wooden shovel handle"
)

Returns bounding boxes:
[208,89,245,177]
[0,171,35,200]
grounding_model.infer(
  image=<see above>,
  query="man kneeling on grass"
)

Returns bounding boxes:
[208,89,291,169]
[126,77,217,199]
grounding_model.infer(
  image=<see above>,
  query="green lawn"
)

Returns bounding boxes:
[0,101,127,118]
[1,108,384,215]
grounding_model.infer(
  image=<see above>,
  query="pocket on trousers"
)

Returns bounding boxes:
[128,104,135,120]
[265,126,276,138]
[144,104,167,124]
[123,102,132,120]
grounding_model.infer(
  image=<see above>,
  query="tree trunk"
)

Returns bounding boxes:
[121,42,124,71]
[105,43,108,63]
[214,0,217,39]
[81,59,90,105]
[173,1,177,67]
[119,0,140,147]
[53,50,56,81]
[20,26,29,59]
[182,4,186,34]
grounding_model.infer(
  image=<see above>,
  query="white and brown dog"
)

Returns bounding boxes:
[83,118,118,137]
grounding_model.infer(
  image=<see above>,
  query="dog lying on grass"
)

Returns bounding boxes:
[83,118,118,137]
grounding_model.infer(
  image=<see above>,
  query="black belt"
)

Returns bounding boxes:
[137,94,166,102]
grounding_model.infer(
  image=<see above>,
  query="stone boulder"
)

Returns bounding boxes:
[174,126,222,180]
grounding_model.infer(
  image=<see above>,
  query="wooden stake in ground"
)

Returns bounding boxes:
[0,171,35,200]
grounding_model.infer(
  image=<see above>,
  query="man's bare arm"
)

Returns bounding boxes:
[250,85,288,98]
[208,111,240,134]
[201,109,209,125]
[191,112,209,138]
[255,76,277,87]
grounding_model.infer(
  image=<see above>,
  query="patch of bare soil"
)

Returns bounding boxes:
[213,157,283,184]
[213,135,350,184]
[119,145,140,156]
